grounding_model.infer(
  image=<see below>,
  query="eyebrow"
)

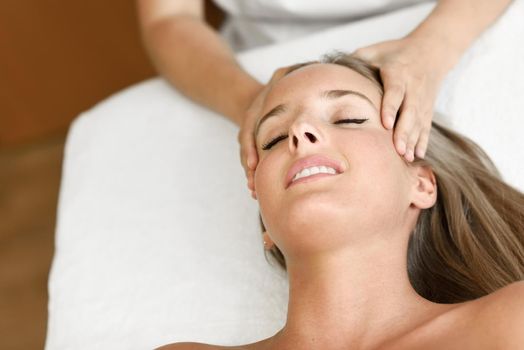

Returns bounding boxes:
[254,89,377,138]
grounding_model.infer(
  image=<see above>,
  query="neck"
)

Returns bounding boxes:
[270,237,450,350]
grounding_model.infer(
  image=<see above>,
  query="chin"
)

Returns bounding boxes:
[282,196,350,233]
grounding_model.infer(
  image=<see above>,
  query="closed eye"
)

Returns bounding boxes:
[261,118,369,150]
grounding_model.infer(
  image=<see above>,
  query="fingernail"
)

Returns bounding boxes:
[397,139,406,155]
[416,148,425,159]
[247,156,255,169]
[386,115,394,129]
[408,149,415,162]
[407,150,414,162]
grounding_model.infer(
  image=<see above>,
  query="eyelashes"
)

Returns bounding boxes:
[261,134,287,151]
[261,118,369,150]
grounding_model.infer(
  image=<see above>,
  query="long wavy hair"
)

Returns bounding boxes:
[259,52,524,304]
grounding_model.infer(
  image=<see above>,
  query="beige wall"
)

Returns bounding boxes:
[0,0,158,147]
[0,0,223,148]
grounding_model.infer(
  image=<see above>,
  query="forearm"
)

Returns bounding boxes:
[141,15,262,126]
[408,0,513,74]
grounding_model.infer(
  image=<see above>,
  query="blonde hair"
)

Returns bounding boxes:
[259,52,524,303]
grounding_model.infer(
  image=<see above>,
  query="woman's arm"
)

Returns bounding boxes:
[350,0,514,163]
[136,0,262,126]
[408,0,514,74]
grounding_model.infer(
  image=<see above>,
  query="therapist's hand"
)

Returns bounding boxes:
[351,37,448,162]
[238,67,290,199]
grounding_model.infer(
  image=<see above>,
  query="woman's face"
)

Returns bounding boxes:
[254,63,415,258]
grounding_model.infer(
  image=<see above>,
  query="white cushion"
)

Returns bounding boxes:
[46,1,524,349]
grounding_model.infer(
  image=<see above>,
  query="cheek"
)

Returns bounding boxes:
[253,155,283,230]
[254,154,281,200]
[343,132,409,213]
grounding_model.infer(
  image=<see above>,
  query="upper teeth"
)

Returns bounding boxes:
[292,166,337,182]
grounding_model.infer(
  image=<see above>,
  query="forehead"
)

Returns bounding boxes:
[263,63,382,111]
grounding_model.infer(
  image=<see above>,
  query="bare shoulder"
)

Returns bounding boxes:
[385,282,524,350]
[474,280,524,322]
[426,281,524,350]
[474,281,524,348]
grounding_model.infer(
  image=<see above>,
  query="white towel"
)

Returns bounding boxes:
[46,1,524,349]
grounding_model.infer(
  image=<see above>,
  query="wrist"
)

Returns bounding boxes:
[405,0,496,77]
[231,77,264,126]
[404,34,458,80]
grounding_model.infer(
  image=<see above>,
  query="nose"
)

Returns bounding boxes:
[288,119,323,152]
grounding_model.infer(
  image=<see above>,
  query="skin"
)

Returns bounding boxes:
[139,2,519,348]
[251,63,453,349]
[137,0,514,200]
[158,63,524,350]
[241,0,514,200]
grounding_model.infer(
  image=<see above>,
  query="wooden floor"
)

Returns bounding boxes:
[0,133,66,349]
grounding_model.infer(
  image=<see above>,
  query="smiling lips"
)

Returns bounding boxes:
[285,154,345,189]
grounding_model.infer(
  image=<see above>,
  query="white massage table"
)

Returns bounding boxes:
[45,1,524,349]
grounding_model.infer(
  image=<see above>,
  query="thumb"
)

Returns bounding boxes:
[238,127,258,171]
[351,46,375,61]
[247,142,258,169]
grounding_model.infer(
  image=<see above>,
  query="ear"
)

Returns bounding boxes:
[262,231,275,250]
[409,165,437,209]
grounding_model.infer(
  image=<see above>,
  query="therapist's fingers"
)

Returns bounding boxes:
[245,138,258,171]
[393,95,421,161]
[404,118,421,162]
[268,66,291,85]
[239,97,262,173]
[380,69,406,130]
[349,38,442,162]
[396,103,434,162]
[241,85,273,173]
[247,168,255,192]
[240,66,291,193]
[239,86,266,174]
[351,46,378,62]
[238,129,258,190]
[415,124,430,159]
